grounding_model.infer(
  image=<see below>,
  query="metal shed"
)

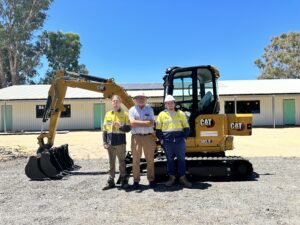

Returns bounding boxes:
[1,79,300,132]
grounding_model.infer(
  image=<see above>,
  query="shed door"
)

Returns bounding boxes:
[283,99,295,125]
[1,105,12,131]
[93,103,105,129]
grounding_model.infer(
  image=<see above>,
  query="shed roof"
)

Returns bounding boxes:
[218,79,300,95]
[0,79,300,100]
[0,84,165,100]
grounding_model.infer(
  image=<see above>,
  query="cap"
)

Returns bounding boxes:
[133,92,147,99]
[164,95,176,102]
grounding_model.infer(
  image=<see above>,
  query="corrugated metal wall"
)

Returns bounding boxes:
[0,99,109,132]
[274,95,300,126]
[0,94,299,131]
[219,95,300,126]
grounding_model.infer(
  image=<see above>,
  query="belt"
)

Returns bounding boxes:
[133,133,153,136]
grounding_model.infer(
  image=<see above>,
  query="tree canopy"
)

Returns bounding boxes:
[40,31,88,84]
[0,0,53,87]
[254,31,300,79]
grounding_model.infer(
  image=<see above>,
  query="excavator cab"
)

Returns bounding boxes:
[163,65,220,136]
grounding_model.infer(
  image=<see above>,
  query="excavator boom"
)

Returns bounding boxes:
[25,70,134,180]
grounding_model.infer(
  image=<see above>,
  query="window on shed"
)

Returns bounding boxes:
[224,101,235,113]
[237,101,260,114]
[61,104,71,118]
[36,105,45,118]
[35,104,71,118]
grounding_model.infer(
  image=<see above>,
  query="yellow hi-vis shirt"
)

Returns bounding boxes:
[156,110,190,141]
[102,110,131,146]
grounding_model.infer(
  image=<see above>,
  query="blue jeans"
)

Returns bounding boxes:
[163,138,186,177]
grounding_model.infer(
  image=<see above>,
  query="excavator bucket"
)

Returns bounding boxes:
[25,156,48,181]
[25,144,81,181]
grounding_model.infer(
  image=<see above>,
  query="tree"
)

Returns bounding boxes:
[40,31,88,84]
[0,0,53,87]
[254,32,300,79]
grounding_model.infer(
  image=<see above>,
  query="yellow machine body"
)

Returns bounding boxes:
[186,114,252,153]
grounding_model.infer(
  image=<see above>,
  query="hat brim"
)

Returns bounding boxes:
[164,100,175,102]
[133,95,147,99]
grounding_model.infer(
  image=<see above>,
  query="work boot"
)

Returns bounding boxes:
[120,177,129,189]
[149,181,157,188]
[179,175,192,188]
[132,181,140,190]
[102,178,115,191]
[165,175,176,187]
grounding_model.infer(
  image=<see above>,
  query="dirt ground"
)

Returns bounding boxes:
[0,128,299,225]
[0,128,299,159]
[1,157,299,225]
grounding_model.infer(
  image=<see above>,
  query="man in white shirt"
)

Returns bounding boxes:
[128,92,156,189]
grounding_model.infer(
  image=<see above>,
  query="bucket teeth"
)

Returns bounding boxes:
[24,144,80,181]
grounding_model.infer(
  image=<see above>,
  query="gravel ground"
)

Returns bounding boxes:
[0,147,28,162]
[0,157,299,225]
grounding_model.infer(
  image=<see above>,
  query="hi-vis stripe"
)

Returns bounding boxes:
[156,110,189,132]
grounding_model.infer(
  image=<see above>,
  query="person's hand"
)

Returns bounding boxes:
[145,120,152,127]
[144,120,153,127]
[113,121,121,128]
[103,144,109,149]
[160,140,164,145]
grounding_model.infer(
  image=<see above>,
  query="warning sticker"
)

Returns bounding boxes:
[200,131,218,137]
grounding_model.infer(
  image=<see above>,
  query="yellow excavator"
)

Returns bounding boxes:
[25,65,253,181]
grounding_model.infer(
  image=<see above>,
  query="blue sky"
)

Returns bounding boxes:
[38,0,300,83]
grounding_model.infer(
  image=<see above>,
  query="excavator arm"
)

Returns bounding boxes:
[37,70,134,150]
[25,70,135,180]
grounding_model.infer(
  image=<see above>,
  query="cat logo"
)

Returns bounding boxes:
[230,122,244,131]
[97,84,105,91]
[200,118,215,128]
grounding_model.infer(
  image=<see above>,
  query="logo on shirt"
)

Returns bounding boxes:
[200,118,215,128]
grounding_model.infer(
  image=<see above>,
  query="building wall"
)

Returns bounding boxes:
[0,99,108,132]
[1,94,299,131]
[219,94,300,126]
[0,96,163,132]
[274,95,300,126]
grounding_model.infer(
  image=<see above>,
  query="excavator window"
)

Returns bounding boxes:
[165,66,220,136]
[173,75,193,112]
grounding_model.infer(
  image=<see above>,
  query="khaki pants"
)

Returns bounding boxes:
[131,134,156,182]
[107,144,126,179]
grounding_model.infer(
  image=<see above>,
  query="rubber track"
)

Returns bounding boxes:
[154,156,253,181]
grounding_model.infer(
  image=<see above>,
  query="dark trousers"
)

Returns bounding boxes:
[163,138,186,177]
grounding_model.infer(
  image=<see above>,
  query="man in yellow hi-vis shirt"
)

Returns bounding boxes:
[156,95,192,188]
[102,95,131,190]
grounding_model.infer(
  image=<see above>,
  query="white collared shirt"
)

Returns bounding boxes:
[128,104,155,134]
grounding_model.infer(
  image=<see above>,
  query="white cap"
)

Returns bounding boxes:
[164,95,176,102]
[133,92,147,99]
